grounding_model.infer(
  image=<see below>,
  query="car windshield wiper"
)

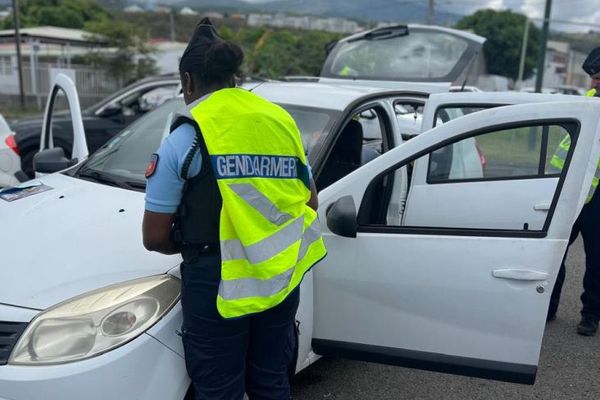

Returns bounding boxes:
[77,168,134,190]
[348,25,409,43]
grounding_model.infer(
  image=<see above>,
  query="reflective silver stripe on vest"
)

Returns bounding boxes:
[228,183,293,225]
[219,266,294,300]
[554,147,568,162]
[221,216,305,264]
[219,217,323,301]
[297,217,322,262]
[587,170,600,202]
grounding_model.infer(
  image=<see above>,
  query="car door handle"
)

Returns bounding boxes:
[533,202,551,211]
[492,269,549,281]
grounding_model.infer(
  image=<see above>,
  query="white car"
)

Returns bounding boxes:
[1,74,600,400]
[0,114,21,187]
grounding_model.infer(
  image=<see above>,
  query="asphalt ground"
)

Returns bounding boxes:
[291,237,600,400]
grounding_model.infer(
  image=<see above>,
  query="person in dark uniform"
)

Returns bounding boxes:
[142,19,326,399]
[547,47,600,336]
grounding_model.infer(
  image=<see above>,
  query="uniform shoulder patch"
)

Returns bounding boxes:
[145,153,159,178]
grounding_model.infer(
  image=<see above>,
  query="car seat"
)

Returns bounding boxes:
[318,119,363,190]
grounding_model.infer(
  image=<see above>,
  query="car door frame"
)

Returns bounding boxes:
[40,73,88,162]
[310,101,600,384]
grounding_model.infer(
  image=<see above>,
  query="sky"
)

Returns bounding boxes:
[241,0,600,32]
[436,0,600,32]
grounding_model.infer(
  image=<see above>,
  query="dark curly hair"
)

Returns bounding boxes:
[179,20,244,87]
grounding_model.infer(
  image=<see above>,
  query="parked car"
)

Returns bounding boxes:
[1,74,599,399]
[11,74,180,178]
[0,114,22,187]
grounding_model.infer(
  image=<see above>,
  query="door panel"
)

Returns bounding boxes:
[312,101,600,384]
[41,73,88,161]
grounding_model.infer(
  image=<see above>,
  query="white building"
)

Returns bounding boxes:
[247,13,362,34]
[179,7,198,16]
[522,40,591,91]
[0,26,112,107]
[124,5,144,13]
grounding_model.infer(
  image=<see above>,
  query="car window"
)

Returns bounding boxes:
[395,101,424,138]
[317,105,391,191]
[359,121,576,231]
[82,98,183,183]
[80,98,338,187]
[428,125,566,182]
[324,30,471,81]
[283,106,338,155]
[434,106,487,127]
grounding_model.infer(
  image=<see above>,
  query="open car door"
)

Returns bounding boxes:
[35,73,88,176]
[312,101,600,384]
[402,92,592,231]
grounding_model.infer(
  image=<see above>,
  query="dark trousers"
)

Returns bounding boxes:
[549,192,600,321]
[180,250,299,400]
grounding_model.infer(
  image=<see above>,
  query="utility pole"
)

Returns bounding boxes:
[516,18,530,90]
[169,9,176,42]
[535,0,553,93]
[11,0,25,109]
[427,0,435,25]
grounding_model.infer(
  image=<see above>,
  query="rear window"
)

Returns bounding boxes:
[321,27,480,83]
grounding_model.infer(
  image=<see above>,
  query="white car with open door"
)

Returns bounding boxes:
[0,75,599,399]
[0,114,21,187]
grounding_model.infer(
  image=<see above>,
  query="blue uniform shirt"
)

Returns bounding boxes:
[145,123,312,214]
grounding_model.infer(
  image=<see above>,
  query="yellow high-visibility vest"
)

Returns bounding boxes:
[188,88,327,318]
[587,88,597,97]
[550,131,600,204]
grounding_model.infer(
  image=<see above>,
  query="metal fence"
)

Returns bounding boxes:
[18,63,122,108]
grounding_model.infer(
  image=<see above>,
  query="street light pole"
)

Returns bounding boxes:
[11,0,25,109]
[427,0,435,25]
[535,0,553,93]
[516,18,530,90]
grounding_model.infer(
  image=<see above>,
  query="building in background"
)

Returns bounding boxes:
[0,26,113,108]
[521,40,591,92]
[247,13,362,34]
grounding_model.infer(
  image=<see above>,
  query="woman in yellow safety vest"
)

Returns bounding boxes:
[547,47,600,337]
[142,18,326,399]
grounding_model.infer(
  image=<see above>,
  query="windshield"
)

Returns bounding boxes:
[321,27,481,83]
[79,97,338,189]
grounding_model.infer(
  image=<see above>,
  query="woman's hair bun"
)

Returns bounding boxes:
[204,41,244,81]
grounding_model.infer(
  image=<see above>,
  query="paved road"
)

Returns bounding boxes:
[292,238,600,400]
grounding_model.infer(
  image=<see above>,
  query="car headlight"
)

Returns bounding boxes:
[9,274,180,365]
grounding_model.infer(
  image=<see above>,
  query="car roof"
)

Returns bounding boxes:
[244,81,446,111]
[244,81,392,111]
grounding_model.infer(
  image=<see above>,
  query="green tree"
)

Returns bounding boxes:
[2,0,109,29]
[456,9,542,81]
[83,18,158,84]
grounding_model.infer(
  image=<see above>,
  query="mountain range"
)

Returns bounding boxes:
[171,0,462,25]
[0,0,462,26]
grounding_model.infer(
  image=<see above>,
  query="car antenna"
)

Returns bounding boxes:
[460,50,479,92]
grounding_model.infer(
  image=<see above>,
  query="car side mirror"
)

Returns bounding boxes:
[33,148,78,173]
[326,195,357,238]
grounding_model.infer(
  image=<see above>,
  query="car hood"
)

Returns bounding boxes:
[0,174,181,310]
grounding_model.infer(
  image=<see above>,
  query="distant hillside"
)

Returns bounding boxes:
[174,0,462,26]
